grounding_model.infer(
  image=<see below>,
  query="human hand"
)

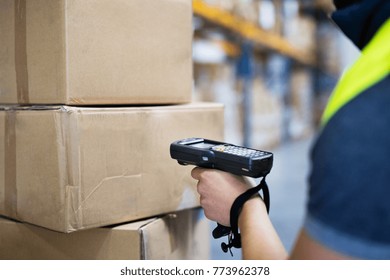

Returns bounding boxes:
[191,167,251,226]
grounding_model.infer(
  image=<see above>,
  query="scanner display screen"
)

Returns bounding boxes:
[189,142,215,149]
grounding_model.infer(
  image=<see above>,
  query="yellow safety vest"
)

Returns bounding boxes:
[321,18,390,126]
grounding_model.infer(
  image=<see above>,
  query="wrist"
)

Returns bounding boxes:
[238,195,267,229]
[225,178,270,252]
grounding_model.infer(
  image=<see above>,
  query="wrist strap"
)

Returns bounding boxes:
[219,177,270,255]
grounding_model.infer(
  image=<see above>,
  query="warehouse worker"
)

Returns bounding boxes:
[192,0,390,259]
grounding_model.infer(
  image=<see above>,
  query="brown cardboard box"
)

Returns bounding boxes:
[0,103,224,232]
[0,0,192,105]
[0,208,210,260]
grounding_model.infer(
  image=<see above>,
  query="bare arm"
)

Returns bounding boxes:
[192,167,287,259]
[238,196,287,259]
[191,167,351,260]
[238,197,350,259]
[290,230,352,259]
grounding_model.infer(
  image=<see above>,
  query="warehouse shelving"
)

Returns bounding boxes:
[192,0,339,148]
[193,0,316,66]
[192,0,332,149]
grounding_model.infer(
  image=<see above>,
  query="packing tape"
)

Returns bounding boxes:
[4,110,17,217]
[15,0,29,104]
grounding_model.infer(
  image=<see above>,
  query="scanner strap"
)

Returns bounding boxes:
[223,177,270,254]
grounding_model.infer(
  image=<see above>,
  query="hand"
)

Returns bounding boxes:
[191,167,251,226]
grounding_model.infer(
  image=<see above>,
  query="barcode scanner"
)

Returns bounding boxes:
[170,138,273,255]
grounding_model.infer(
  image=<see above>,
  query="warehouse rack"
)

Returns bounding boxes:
[192,0,339,147]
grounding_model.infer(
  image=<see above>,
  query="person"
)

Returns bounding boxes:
[191,0,390,259]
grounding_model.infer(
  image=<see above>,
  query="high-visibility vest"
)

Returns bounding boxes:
[321,18,390,127]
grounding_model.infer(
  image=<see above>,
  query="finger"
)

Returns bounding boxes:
[191,166,207,180]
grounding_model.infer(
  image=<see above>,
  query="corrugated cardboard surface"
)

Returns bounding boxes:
[0,103,224,232]
[0,0,192,105]
[0,207,210,260]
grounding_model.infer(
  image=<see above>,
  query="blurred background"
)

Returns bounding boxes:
[190,0,360,259]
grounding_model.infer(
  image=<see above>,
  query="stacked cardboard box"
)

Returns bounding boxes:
[0,0,193,104]
[0,103,224,233]
[0,0,224,259]
[0,208,209,260]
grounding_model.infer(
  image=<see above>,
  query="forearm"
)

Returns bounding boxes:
[238,196,288,260]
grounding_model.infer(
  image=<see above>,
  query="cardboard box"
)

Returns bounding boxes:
[0,103,224,232]
[0,0,192,105]
[0,208,210,260]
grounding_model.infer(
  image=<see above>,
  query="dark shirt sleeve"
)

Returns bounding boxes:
[304,76,390,259]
